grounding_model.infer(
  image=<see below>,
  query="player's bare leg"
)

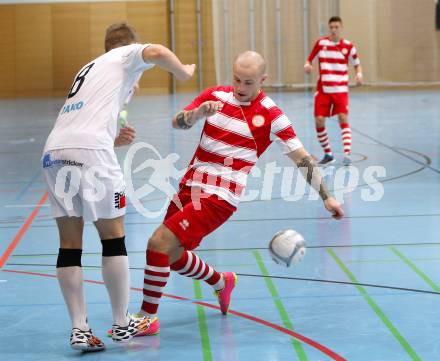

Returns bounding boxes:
[315,116,334,164]
[56,216,105,351]
[338,113,352,166]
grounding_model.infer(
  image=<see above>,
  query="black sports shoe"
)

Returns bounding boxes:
[318,154,335,165]
[342,154,352,166]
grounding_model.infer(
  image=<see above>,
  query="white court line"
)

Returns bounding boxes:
[8,138,35,145]
[0,280,7,283]
[4,204,50,208]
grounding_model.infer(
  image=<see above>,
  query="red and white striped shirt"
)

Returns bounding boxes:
[181,86,303,207]
[307,37,360,94]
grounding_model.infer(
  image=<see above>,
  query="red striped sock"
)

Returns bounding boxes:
[141,249,170,316]
[340,123,352,155]
[316,126,333,155]
[170,251,224,290]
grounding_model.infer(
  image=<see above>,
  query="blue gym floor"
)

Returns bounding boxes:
[0,89,439,361]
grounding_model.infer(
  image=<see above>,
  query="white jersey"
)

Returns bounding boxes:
[44,44,154,152]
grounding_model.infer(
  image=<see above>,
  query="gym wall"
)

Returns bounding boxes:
[1,0,439,98]
[213,0,440,86]
[0,0,215,98]
[340,0,440,84]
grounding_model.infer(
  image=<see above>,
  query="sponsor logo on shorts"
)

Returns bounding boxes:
[179,219,189,231]
[42,153,83,168]
[114,191,126,209]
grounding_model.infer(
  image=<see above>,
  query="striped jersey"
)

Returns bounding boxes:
[180,86,303,207]
[307,37,360,94]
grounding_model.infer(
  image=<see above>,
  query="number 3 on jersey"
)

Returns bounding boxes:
[67,63,95,99]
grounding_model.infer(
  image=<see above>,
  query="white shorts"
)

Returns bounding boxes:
[42,148,126,222]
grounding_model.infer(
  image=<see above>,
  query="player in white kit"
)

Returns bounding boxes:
[42,22,195,351]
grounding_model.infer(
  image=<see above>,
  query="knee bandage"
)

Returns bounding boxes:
[56,248,82,268]
[101,236,127,257]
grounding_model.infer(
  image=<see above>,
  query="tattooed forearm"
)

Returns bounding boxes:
[296,155,331,201]
[176,111,193,129]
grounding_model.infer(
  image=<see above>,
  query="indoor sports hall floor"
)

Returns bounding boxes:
[1,89,439,361]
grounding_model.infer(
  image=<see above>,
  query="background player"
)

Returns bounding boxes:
[130,51,344,334]
[42,22,195,351]
[304,16,363,166]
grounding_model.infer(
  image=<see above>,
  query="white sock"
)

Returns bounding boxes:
[57,266,89,330]
[102,256,130,326]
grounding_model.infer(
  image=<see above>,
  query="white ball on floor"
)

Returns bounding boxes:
[269,229,306,267]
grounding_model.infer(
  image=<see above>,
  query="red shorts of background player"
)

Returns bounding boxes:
[314,91,349,117]
[163,186,236,250]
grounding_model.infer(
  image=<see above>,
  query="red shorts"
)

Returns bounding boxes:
[163,186,236,250]
[314,91,349,117]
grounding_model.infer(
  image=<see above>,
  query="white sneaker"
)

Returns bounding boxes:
[70,328,105,352]
[111,314,150,343]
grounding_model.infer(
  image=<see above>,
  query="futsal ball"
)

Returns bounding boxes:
[269,229,306,267]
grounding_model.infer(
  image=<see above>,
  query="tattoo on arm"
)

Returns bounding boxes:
[296,155,331,201]
[176,111,192,129]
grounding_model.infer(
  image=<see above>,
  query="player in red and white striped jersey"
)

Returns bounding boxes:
[135,51,344,330]
[304,16,363,166]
